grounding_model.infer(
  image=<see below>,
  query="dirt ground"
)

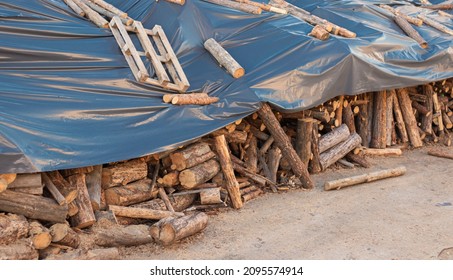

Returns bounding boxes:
[121,146,453,260]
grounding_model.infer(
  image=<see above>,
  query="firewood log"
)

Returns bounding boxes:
[170,142,212,171]
[392,90,409,142]
[85,165,102,211]
[41,173,66,206]
[241,186,263,202]
[356,93,371,146]
[94,210,118,226]
[309,122,322,174]
[203,0,262,15]
[296,118,314,166]
[424,3,453,11]
[204,38,245,78]
[7,173,41,189]
[90,0,128,18]
[102,158,148,189]
[0,213,29,245]
[396,88,423,147]
[109,205,182,220]
[45,247,120,260]
[95,224,153,247]
[171,94,219,105]
[158,187,175,212]
[105,178,157,206]
[29,221,52,250]
[418,14,453,36]
[200,188,222,205]
[0,239,38,260]
[49,223,80,249]
[386,91,394,147]
[157,171,180,187]
[394,15,427,48]
[0,190,68,223]
[257,103,314,189]
[46,171,78,203]
[150,212,208,246]
[320,133,362,170]
[244,135,258,173]
[268,146,282,183]
[319,123,350,153]
[60,166,94,178]
[71,0,109,28]
[68,174,96,229]
[324,166,406,191]
[371,90,387,149]
[379,4,423,26]
[345,153,370,168]
[179,159,220,190]
[343,103,356,133]
[428,149,453,160]
[0,173,16,185]
[63,0,85,16]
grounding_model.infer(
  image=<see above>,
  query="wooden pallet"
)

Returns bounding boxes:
[109,16,190,92]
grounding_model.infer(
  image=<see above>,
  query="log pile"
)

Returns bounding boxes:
[1,79,453,259]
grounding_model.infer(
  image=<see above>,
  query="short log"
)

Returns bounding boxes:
[320,133,362,170]
[204,38,245,78]
[102,158,148,189]
[49,223,80,249]
[319,123,350,153]
[105,178,157,206]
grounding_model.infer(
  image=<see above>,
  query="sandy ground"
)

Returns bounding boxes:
[122,146,453,260]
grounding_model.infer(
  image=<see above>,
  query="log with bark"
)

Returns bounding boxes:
[0,213,29,245]
[324,166,406,191]
[371,90,387,149]
[170,142,212,171]
[86,165,102,211]
[203,0,262,15]
[95,224,153,247]
[102,158,148,189]
[319,123,351,153]
[109,205,183,220]
[204,38,245,78]
[71,0,109,28]
[104,178,157,206]
[49,223,80,249]
[396,88,423,147]
[68,173,96,229]
[29,221,52,250]
[394,15,427,48]
[46,171,78,203]
[157,171,180,187]
[179,159,220,189]
[296,118,314,166]
[150,212,208,246]
[200,188,222,205]
[320,132,362,170]
[45,247,120,260]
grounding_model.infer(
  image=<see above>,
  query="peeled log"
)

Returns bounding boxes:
[150,212,208,246]
[319,124,350,153]
[204,38,245,78]
[324,166,406,191]
[0,239,38,260]
[170,142,212,171]
[200,188,222,205]
[105,178,157,206]
[320,133,362,170]
[394,15,427,48]
[0,213,29,245]
[95,224,153,247]
[102,158,148,189]
[0,190,68,223]
[49,223,80,249]
[68,174,96,229]
[370,90,387,149]
[179,159,220,189]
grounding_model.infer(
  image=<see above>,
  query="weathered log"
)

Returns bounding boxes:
[443,111,453,129]
[259,136,275,154]
[41,173,66,206]
[94,210,118,226]
[244,135,258,173]
[310,25,330,40]
[379,4,423,26]
[424,3,453,10]
[157,171,180,187]
[49,223,80,249]
[356,93,371,147]
[309,122,322,174]
[179,159,220,189]
[109,205,182,220]
[320,133,362,170]
[29,221,52,250]
[235,0,287,13]
[0,190,68,223]
[213,135,243,209]
[102,158,148,189]
[0,239,38,260]
[427,149,453,160]
[0,213,29,245]
[319,123,350,153]
[11,185,43,195]
[38,245,61,260]
[268,146,282,183]
[385,90,394,147]
[171,94,219,105]
[392,90,409,142]
[64,0,85,16]
[90,0,128,18]
[242,187,263,202]
[71,0,109,28]
[0,173,16,185]
[204,38,245,78]
[95,224,153,247]
[231,156,269,186]
[418,14,453,35]
[203,0,262,15]
[105,178,157,206]
[86,165,102,211]
[68,174,95,229]
[296,118,314,166]
[68,201,79,217]
[394,15,427,48]
[334,95,344,127]
[45,247,120,260]
[82,0,132,25]
[158,187,175,212]
[432,91,444,131]
[0,179,7,194]
[46,171,78,203]
[345,153,370,168]
[7,173,41,189]
[165,0,186,5]
[370,90,387,149]
[200,188,222,204]
[257,103,314,189]
[324,166,407,191]
[396,88,423,147]
[170,142,212,171]
[60,166,94,178]
[343,103,356,134]
[150,212,208,246]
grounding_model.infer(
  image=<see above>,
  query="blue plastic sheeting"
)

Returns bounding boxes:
[0,0,452,173]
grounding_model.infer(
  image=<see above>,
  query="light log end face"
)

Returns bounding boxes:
[179,171,196,189]
[233,68,245,79]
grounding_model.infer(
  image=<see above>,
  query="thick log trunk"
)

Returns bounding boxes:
[200,188,222,204]
[90,0,128,18]
[0,190,68,223]
[392,89,410,142]
[309,122,322,174]
[170,142,212,171]
[49,223,80,249]
[95,225,153,247]
[319,123,350,153]
[104,178,157,206]
[179,159,220,189]
[397,88,423,147]
[45,247,120,260]
[71,0,109,28]
[150,212,208,246]
[296,118,314,166]
[203,0,262,15]
[0,239,38,260]
[0,213,29,245]
[213,135,243,209]
[268,147,282,183]
[257,103,314,189]
[343,104,356,133]
[102,159,148,189]
[320,133,362,170]
[46,171,78,203]
[86,165,102,211]
[204,38,245,78]
[29,221,52,250]
[386,91,395,147]
[394,15,427,48]
[371,90,387,149]
[310,25,330,40]
[244,135,258,173]
[82,0,132,25]
[324,166,406,191]
[109,205,182,220]
[356,93,370,147]
[68,174,96,229]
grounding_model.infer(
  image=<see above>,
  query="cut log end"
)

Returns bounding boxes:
[233,68,245,78]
